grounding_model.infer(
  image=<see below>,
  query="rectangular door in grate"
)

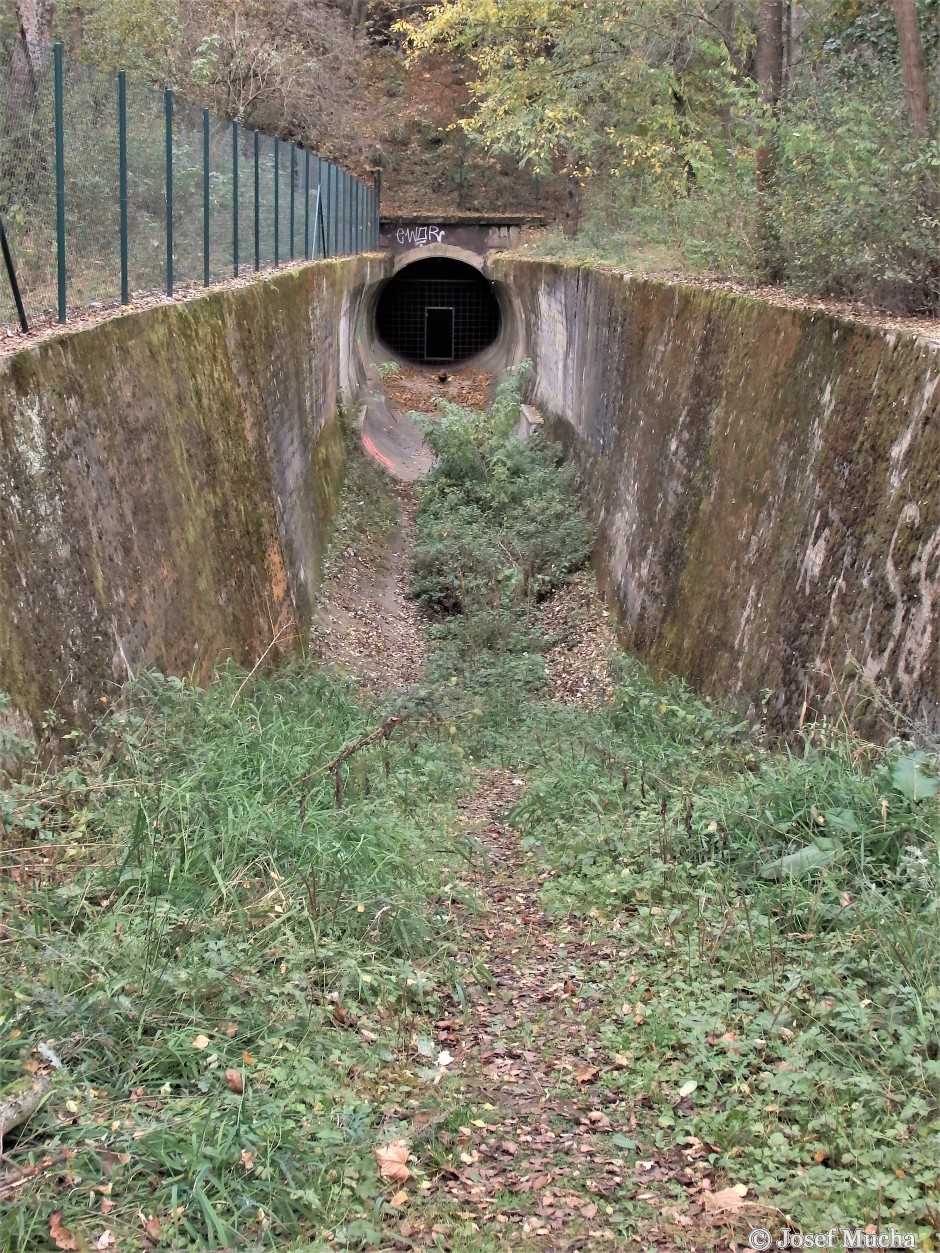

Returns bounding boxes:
[425,306,455,361]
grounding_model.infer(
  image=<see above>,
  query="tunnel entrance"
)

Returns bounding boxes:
[375,258,501,365]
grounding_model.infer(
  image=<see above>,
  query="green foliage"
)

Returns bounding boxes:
[59,0,182,84]
[398,427,940,1233]
[401,0,750,185]
[775,76,940,308]
[409,366,594,618]
[403,0,940,312]
[522,171,760,281]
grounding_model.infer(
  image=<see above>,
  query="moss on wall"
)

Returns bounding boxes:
[0,256,390,728]
[497,258,940,736]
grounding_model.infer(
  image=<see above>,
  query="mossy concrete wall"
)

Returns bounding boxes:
[0,256,388,727]
[498,258,940,734]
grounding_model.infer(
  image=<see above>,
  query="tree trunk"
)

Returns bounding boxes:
[3,0,55,203]
[563,150,581,238]
[755,0,783,280]
[13,0,55,90]
[892,0,931,139]
[719,0,735,146]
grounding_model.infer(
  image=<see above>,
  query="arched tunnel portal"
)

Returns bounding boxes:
[374,257,503,365]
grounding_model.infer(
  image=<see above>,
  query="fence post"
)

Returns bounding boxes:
[0,216,28,333]
[54,42,67,323]
[118,71,129,305]
[325,163,332,257]
[304,149,311,261]
[290,142,297,261]
[203,109,210,286]
[274,138,280,267]
[343,171,349,254]
[165,88,174,297]
[315,157,323,258]
[254,131,260,272]
[343,170,348,254]
[232,120,239,277]
[336,165,342,256]
[337,170,343,255]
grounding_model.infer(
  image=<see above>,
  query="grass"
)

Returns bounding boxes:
[400,378,940,1237]
[519,187,759,285]
[501,677,940,1233]
[0,450,474,1250]
[1,383,939,1247]
[0,659,474,1249]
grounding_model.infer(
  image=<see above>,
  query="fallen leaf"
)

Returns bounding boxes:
[191,1034,210,1050]
[143,1216,163,1241]
[95,1232,116,1250]
[241,1149,255,1172]
[241,1051,255,1066]
[49,1212,78,1251]
[390,1189,409,1206]
[225,1068,244,1094]
[703,1183,748,1214]
[575,1065,598,1084]
[375,1140,412,1183]
[580,1203,598,1219]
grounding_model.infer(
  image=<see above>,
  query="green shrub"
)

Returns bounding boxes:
[775,76,940,311]
[409,367,594,619]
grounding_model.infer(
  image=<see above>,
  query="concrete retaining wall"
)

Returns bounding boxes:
[0,256,387,727]
[497,258,940,735]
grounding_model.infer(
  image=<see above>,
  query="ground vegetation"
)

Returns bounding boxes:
[1,380,938,1248]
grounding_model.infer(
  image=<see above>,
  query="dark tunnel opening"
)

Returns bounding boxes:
[374,258,502,365]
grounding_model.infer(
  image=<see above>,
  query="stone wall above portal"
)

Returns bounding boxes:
[379,214,542,260]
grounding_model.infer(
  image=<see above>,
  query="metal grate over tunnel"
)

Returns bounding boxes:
[374,258,501,365]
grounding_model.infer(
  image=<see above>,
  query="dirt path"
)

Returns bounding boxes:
[371,586,738,1250]
[310,483,427,693]
[314,373,761,1249]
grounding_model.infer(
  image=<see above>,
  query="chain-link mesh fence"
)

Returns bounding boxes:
[0,36,379,337]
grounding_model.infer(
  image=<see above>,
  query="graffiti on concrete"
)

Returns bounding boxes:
[395,225,446,247]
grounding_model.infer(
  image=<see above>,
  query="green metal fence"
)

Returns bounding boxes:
[0,37,379,337]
